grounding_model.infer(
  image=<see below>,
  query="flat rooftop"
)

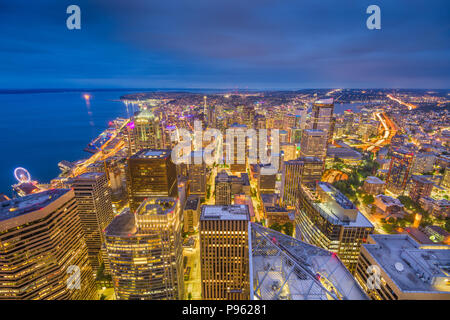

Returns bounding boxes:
[363,234,450,294]
[201,205,250,221]
[0,189,69,222]
[364,176,385,184]
[105,209,136,236]
[184,195,200,211]
[74,172,105,180]
[130,149,171,159]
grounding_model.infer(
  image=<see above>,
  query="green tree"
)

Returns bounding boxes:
[283,222,294,237]
[362,194,374,206]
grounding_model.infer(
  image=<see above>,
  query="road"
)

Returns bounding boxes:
[366,111,397,152]
[70,120,129,177]
[386,94,417,110]
[183,234,202,300]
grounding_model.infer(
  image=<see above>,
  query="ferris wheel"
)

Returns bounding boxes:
[14,167,31,184]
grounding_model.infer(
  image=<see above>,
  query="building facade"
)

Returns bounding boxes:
[0,189,96,300]
[200,205,250,300]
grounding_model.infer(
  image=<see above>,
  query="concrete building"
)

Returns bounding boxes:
[200,205,250,300]
[281,157,323,208]
[386,148,415,194]
[355,234,450,300]
[363,176,386,195]
[105,198,183,300]
[183,195,201,233]
[295,182,374,273]
[73,172,114,274]
[300,129,327,159]
[126,149,178,212]
[409,175,434,203]
[0,189,96,300]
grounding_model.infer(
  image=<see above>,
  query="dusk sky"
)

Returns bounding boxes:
[0,0,449,89]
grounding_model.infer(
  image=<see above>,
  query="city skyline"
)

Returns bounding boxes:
[0,1,449,304]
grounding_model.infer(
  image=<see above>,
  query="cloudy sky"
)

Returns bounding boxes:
[0,0,449,89]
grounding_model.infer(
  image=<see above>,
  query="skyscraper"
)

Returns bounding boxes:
[0,189,96,300]
[126,149,178,212]
[215,170,232,205]
[127,108,162,156]
[73,172,115,274]
[281,157,323,208]
[188,151,207,198]
[386,148,415,194]
[311,98,334,144]
[200,205,250,300]
[295,182,374,274]
[105,197,184,300]
[300,129,327,159]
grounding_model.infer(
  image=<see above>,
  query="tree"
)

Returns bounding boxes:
[269,223,283,233]
[362,194,374,206]
[283,222,294,237]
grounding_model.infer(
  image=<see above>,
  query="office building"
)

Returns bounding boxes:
[295,182,374,273]
[73,172,114,274]
[300,129,327,159]
[200,205,250,300]
[410,175,434,203]
[183,195,201,233]
[187,151,207,198]
[311,99,334,144]
[363,176,386,195]
[355,234,450,300]
[0,189,96,300]
[126,108,162,155]
[105,197,183,300]
[386,148,415,194]
[215,170,232,205]
[126,149,178,212]
[281,157,323,208]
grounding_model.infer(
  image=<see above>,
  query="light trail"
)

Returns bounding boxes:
[386,94,417,110]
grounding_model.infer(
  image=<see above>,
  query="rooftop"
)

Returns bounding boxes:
[201,205,250,221]
[363,234,450,294]
[0,189,69,222]
[364,176,385,184]
[136,197,177,216]
[184,195,200,211]
[130,149,171,160]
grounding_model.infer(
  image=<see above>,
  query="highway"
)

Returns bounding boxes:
[386,94,417,110]
[366,111,397,152]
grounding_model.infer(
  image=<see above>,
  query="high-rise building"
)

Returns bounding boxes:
[125,108,162,156]
[295,182,374,273]
[73,172,115,274]
[355,234,450,300]
[300,129,327,159]
[105,197,183,300]
[215,170,232,205]
[0,189,96,300]
[188,151,206,198]
[183,195,201,233]
[281,157,323,208]
[386,148,415,194]
[409,175,434,203]
[126,149,178,212]
[311,98,334,144]
[200,205,250,300]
